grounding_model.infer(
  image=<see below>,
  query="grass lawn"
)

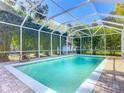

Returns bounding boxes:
[83,51,121,56]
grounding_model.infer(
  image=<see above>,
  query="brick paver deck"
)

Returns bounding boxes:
[0,62,35,93]
[0,57,124,93]
[93,57,124,93]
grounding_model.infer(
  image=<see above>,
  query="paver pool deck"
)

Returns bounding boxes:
[0,57,124,93]
[93,57,124,93]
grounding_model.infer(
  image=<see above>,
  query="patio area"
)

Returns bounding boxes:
[0,0,124,93]
[0,62,35,93]
[93,57,124,93]
[0,57,124,93]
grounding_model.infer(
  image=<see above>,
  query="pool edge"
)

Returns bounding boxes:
[75,57,107,93]
[4,54,107,93]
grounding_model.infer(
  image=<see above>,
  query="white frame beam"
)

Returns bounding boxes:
[0,21,68,37]
[121,30,124,57]
[103,27,107,56]
[98,13,124,19]
[70,29,90,36]
[91,35,93,54]
[70,25,100,36]
[66,36,69,55]
[93,25,103,36]
[80,36,82,54]
[103,25,122,32]
[59,34,62,55]
[101,20,124,27]
[49,1,90,19]
[19,2,41,60]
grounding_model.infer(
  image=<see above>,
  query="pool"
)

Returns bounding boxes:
[5,55,106,93]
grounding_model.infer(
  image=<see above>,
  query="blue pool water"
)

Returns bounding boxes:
[15,55,104,93]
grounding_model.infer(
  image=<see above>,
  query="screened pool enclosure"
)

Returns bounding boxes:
[0,0,124,61]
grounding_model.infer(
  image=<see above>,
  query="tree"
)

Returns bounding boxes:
[35,4,48,19]
[106,34,121,55]
[5,0,48,19]
[115,3,124,16]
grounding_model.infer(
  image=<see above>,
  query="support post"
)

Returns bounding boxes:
[103,27,107,56]
[121,30,124,57]
[80,36,82,54]
[60,35,62,55]
[19,2,42,60]
[104,30,106,56]
[50,33,53,56]
[38,30,40,58]
[72,37,74,53]
[91,36,93,55]
[66,36,68,55]
[20,28,22,60]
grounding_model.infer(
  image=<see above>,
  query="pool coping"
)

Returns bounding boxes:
[5,54,107,93]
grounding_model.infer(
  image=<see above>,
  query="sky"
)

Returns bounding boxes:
[1,0,116,25]
[43,0,116,25]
